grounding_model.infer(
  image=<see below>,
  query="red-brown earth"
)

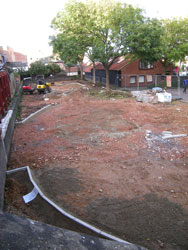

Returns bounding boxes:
[5,80,188,249]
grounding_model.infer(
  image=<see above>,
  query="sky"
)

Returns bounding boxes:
[1,0,188,60]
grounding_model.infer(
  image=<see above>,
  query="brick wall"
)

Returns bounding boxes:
[121,59,173,87]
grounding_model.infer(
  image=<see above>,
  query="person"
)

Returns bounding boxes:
[183,78,188,93]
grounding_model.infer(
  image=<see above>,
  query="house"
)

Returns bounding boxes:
[50,56,79,76]
[84,57,173,88]
[65,65,78,76]
[84,62,100,80]
[0,46,27,71]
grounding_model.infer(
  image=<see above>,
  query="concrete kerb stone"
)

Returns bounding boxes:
[16,104,51,125]
[6,166,147,249]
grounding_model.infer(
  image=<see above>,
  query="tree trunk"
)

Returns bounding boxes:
[162,60,167,75]
[93,61,96,84]
[105,68,110,92]
[80,63,83,80]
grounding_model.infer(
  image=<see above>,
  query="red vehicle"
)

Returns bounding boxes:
[22,77,36,94]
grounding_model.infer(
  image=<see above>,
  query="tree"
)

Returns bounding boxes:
[50,0,166,91]
[50,33,86,79]
[29,60,47,76]
[86,46,101,84]
[29,60,61,77]
[46,63,61,75]
[161,18,188,74]
[50,0,94,80]
[124,18,164,63]
[86,1,144,91]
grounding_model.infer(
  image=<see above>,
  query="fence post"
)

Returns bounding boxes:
[178,76,181,99]
[155,75,157,87]
[137,75,139,91]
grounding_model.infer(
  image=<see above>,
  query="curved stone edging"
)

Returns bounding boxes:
[16,104,51,124]
[6,166,133,246]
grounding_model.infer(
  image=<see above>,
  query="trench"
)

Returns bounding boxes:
[5,166,132,245]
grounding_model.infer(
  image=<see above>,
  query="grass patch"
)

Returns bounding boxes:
[16,104,22,120]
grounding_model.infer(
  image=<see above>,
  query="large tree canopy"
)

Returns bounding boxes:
[50,0,94,79]
[124,18,164,63]
[50,0,188,89]
[51,0,146,90]
[161,17,188,73]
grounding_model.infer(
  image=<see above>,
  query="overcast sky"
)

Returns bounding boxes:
[1,0,188,59]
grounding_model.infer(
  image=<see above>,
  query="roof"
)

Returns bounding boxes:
[83,65,93,73]
[94,57,129,71]
[83,62,102,73]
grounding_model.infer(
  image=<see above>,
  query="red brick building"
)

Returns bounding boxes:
[0,46,27,70]
[84,57,173,87]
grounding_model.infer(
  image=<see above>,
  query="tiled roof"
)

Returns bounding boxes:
[83,62,102,72]
[83,65,93,72]
[95,57,128,71]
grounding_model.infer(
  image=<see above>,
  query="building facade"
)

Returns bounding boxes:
[84,57,173,88]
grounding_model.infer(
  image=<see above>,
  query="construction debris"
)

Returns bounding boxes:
[146,130,187,141]
[162,134,187,140]
[132,89,172,104]
[157,92,172,103]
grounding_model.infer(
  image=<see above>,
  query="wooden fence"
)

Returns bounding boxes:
[0,71,11,121]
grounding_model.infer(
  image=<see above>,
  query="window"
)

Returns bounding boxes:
[146,75,153,82]
[140,61,154,69]
[139,75,145,83]
[130,76,136,84]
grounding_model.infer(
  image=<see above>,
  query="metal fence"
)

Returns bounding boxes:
[85,73,187,99]
[122,74,178,89]
[85,74,92,81]
[122,74,183,99]
[85,74,106,85]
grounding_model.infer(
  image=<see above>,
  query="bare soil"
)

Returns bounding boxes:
[5,80,188,250]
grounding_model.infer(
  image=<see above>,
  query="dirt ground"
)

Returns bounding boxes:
[5,80,188,249]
